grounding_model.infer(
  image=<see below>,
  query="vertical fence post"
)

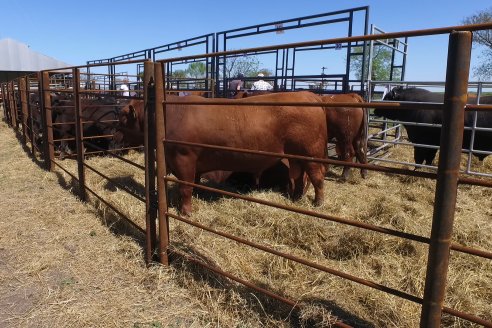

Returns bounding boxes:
[1,83,8,124]
[14,80,21,131]
[420,31,472,328]
[39,72,55,171]
[73,68,87,201]
[153,61,170,266]
[19,77,28,145]
[7,82,13,126]
[26,76,35,156]
[144,60,158,265]
[8,82,18,129]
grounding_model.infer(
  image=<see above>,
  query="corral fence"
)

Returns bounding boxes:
[87,6,375,97]
[1,22,492,328]
[367,80,492,177]
[152,24,492,328]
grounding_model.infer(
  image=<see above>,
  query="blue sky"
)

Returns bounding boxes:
[1,0,491,82]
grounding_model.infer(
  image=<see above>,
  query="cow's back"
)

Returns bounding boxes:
[165,92,327,174]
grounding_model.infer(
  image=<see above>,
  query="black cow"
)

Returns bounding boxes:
[375,86,492,165]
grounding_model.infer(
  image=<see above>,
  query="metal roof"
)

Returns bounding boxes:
[0,38,71,74]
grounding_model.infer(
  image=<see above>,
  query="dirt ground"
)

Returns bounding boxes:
[0,117,211,327]
[1,108,490,327]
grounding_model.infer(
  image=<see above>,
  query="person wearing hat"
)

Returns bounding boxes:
[228,73,244,98]
[119,78,130,97]
[251,73,273,91]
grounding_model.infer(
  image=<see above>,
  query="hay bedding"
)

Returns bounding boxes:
[1,113,491,327]
[0,119,242,328]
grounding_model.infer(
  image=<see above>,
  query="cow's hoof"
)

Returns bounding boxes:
[179,205,192,217]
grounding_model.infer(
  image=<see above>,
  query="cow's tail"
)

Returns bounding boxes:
[353,94,368,178]
[361,98,369,178]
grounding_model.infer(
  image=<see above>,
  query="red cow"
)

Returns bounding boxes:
[114,92,328,215]
[236,91,368,180]
[321,93,368,180]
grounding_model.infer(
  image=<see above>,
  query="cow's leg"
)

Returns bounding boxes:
[424,149,438,166]
[58,140,71,160]
[171,154,197,216]
[286,160,304,201]
[304,162,326,206]
[413,148,426,167]
[339,141,355,181]
[354,139,368,179]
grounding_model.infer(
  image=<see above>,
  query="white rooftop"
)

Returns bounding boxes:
[0,38,71,72]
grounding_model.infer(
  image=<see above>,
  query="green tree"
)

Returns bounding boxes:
[350,45,400,81]
[225,54,260,78]
[170,69,187,79]
[463,8,492,80]
[257,68,273,77]
[186,62,207,78]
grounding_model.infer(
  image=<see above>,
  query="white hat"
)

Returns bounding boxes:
[257,73,264,77]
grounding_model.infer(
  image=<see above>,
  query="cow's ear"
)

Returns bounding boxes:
[129,105,137,120]
[394,86,404,97]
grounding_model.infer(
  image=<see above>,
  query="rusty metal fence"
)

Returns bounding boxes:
[150,24,492,328]
[1,22,492,328]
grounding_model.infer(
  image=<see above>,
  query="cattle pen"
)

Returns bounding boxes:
[1,18,492,328]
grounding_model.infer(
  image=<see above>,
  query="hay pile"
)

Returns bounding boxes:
[0,119,271,327]
[1,114,491,327]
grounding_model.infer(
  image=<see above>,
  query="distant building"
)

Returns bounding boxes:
[0,38,71,82]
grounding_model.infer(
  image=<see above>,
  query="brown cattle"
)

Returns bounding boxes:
[235,91,368,180]
[114,92,328,215]
[53,97,121,158]
[234,90,272,99]
[166,90,210,97]
[112,99,306,196]
[321,93,368,180]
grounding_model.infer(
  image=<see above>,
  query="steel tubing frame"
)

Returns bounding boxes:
[167,211,490,327]
[1,22,491,328]
[165,176,492,261]
[419,31,472,327]
[143,60,158,265]
[151,27,491,327]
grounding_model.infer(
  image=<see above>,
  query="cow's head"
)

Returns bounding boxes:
[112,100,144,149]
[376,86,404,119]
[383,86,405,101]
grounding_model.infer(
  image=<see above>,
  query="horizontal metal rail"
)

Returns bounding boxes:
[168,212,423,303]
[169,248,298,306]
[465,104,492,111]
[40,58,148,72]
[442,306,492,327]
[164,139,492,188]
[157,22,492,64]
[163,99,445,111]
[51,159,146,235]
[165,176,492,260]
[369,137,492,159]
[166,176,429,243]
[82,134,114,140]
[84,162,146,203]
[51,119,118,126]
[83,184,146,235]
[169,212,491,326]
[80,141,145,171]
[170,249,353,328]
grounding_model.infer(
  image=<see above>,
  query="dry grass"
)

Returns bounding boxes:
[1,112,491,327]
